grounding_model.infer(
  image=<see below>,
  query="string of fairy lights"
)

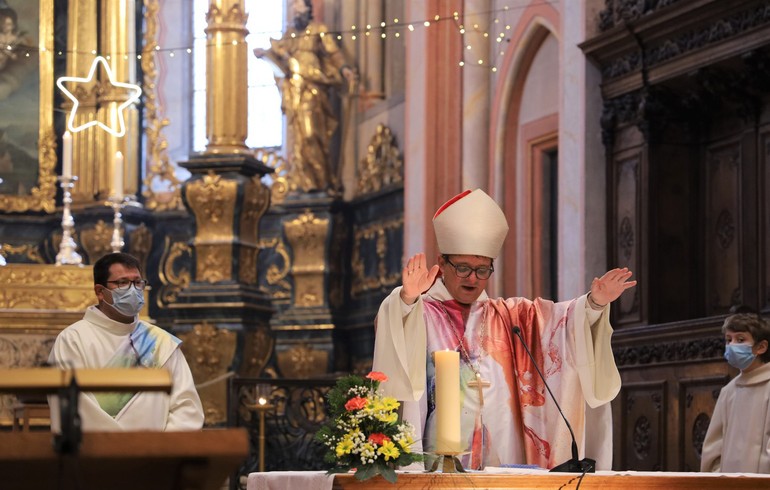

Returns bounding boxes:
[6,2,551,74]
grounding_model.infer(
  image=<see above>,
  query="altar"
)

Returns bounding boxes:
[247,469,770,490]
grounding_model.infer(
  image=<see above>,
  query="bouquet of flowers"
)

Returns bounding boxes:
[315,371,422,483]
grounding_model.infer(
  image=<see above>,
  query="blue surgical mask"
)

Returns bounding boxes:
[724,343,756,370]
[107,285,145,317]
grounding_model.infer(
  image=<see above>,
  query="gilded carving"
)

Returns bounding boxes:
[178,322,236,425]
[351,218,403,297]
[253,3,356,194]
[0,264,94,311]
[157,238,191,306]
[239,178,270,285]
[185,172,237,283]
[0,335,56,424]
[140,0,183,212]
[276,342,328,378]
[255,147,290,205]
[206,1,248,26]
[129,223,152,272]
[0,244,46,264]
[80,220,114,263]
[357,124,403,196]
[284,211,329,307]
[197,245,231,283]
[257,237,292,300]
[0,0,56,213]
[240,327,274,378]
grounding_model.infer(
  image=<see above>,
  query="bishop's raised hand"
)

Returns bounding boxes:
[400,253,439,305]
[589,267,637,307]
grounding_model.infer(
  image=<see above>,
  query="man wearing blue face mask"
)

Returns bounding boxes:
[48,252,204,431]
[701,313,770,473]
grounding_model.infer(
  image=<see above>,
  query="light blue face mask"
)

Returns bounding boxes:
[107,285,145,317]
[724,343,756,370]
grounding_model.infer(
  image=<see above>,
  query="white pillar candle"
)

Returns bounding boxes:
[62,131,72,179]
[434,349,461,453]
[113,151,124,199]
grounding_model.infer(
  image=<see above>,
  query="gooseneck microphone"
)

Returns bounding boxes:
[511,326,595,473]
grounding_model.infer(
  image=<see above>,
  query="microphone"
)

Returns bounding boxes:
[511,326,595,473]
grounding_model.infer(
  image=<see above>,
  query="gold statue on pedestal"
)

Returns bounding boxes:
[253,0,356,194]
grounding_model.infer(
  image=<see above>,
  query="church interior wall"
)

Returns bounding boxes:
[2,0,768,475]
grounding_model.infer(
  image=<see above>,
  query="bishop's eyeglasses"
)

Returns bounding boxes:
[106,279,148,291]
[442,255,494,280]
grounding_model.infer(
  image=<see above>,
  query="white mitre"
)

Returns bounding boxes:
[432,189,509,259]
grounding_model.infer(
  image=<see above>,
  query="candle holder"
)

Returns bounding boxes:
[107,195,126,253]
[427,452,467,473]
[56,176,83,266]
[245,384,274,472]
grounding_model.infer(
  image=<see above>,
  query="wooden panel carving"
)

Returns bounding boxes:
[177,322,236,426]
[619,381,666,471]
[705,141,741,313]
[276,342,329,379]
[614,153,641,322]
[678,376,729,472]
[763,131,770,311]
[351,217,403,298]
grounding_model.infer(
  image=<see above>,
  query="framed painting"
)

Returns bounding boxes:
[0,0,55,213]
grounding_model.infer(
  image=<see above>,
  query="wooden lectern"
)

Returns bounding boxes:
[0,368,249,490]
[0,429,249,490]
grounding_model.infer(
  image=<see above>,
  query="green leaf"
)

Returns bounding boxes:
[354,465,378,481]
[380,464,397,483]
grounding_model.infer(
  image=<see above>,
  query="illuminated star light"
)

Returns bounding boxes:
[56,56,142,137]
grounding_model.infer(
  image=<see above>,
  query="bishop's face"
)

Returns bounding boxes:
[438,254,493,305]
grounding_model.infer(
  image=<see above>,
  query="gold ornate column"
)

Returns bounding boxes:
[98,0,140,200]
[269,196,343,379]
[172,3,274,423]
[65,0,99,204]
[204,0,250,155]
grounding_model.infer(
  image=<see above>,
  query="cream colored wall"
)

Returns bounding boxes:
[518,35,558,124]
[483,0,608,300]
[513,32,558,298]
[560,0,607,300]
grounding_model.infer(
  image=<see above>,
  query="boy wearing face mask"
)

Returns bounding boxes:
[700,313,770,473]
[48,252,204,431]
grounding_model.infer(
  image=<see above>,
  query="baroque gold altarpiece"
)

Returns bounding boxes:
[0,264,92,424]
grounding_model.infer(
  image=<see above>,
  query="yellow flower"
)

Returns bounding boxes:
[397,435,414,453]
[376,411,398,424]
[382,397,400,411]
[377,440,401,461]
[336,438,354,456]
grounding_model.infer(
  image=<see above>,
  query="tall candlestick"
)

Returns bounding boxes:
[56,175,82,266]
[434,350,461,453]
[113,151,124,200]
[62,131,72,179]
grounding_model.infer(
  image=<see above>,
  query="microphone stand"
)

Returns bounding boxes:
[53,370,82,455]
[511,326,595,473]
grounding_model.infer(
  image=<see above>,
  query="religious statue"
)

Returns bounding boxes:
[253,0,357,195]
